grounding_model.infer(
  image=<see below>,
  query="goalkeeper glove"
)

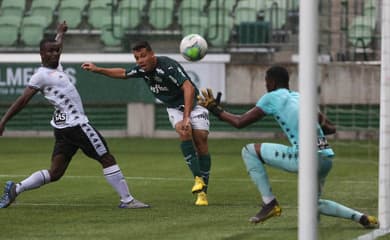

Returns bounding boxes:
[197,88,224,117]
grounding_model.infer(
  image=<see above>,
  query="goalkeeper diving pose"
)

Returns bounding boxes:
[198,65,378,228]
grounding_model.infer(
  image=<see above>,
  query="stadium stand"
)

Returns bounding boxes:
[179,0,208,37]
[208,14,234,47]
[20,15,47,46]
[234,0,263,24]
[0,0,26,18]
[0,15,21,46]
[88,0,112,29]
[57,0,89,29]
[148,0,176,30]
[100,16,123,47]
[348,16,375,49]
[263,0,288,30]
[29,0,58,22]
[119,0,146,30]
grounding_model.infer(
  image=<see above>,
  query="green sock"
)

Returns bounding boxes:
[199,154,211,192]
[180,140,201,177]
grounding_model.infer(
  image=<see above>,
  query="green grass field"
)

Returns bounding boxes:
[0,137,381,240]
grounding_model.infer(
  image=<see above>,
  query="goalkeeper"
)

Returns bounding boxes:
[198,65,378,228]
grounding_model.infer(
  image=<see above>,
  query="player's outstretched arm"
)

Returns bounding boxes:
[81,62,127,79]
[0,87,38,136]
[198,88,265,128]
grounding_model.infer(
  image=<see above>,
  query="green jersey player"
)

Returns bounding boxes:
[82,41,211,206]
[198,66,378,228]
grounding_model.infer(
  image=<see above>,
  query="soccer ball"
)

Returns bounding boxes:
[180,34,208,62]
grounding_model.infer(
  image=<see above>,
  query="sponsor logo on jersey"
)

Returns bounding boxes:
[150,84,169,94]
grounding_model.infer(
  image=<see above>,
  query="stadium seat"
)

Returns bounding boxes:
[20,16,47,46]
[234,0,263,24]
[0,0,26,17]
[148,0,175,29]
[119,0,146,30]
[348,16,375,49]
[57,0,89,28]
[88,0,112,29]
[0,16,21,46]
[179,0,207,22]
[29,0,59,22]
[181,15,208,37]
[238,21,270,44]
[100,17,123,47]
[363,0,377,28]
[207,15,234,47]
[263,1,287,29]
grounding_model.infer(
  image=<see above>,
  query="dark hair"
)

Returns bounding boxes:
[39,39,55,51]
[132,41,153,51]
[266,66,289,88]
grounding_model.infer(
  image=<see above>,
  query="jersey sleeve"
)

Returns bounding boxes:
[256,92,276,115]
[28,71,44,90]
[125,65,143,78]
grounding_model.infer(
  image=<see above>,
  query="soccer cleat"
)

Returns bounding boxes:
[118,199,150,209]
[359,215,379,229]
[0,181,17,209]
[195,191,208,206]
[191,176,206,193]
[249,199,282,224]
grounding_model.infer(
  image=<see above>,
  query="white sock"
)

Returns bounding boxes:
[16,170,51,195]
[103,165,133,203]
[262,196,276,205]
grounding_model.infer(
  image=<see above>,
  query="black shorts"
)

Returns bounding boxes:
[52,123,109,162]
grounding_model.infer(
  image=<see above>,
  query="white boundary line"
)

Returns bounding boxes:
[355,229,390,240]
[0,174,377,184]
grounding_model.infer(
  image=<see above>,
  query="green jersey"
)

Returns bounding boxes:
[125,56,199,108]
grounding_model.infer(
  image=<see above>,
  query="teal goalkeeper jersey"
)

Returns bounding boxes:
[257,88,334,156]
[125,56,199,108]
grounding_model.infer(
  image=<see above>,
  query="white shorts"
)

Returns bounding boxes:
[166,105,210,131]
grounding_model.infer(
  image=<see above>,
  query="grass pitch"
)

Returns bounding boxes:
[0,137,379,240]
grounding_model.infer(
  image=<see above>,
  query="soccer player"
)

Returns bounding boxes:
[0,21,149,209]
[198,65,378,228]
[81,41,211,206]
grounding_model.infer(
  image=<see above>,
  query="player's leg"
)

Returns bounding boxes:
[193,129,210,206]
[191,105,211,205]
[242,143,282,223]
[0,129,75,208]
[77,123,149,208]
[317,156,378,228]
[167,108,205,194]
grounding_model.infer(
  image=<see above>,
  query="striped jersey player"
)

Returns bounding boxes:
[0,21,149,209]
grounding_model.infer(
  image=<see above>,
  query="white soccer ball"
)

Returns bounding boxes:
[180,34,208,62]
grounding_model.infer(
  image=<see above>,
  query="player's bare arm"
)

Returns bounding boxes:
[198,88,265,128]
[219,107,265,129]
[0,87,38,136]
[319,112,336,135]
[180,80,195,130]
[54,21,68,52]
[81,63,127,79]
